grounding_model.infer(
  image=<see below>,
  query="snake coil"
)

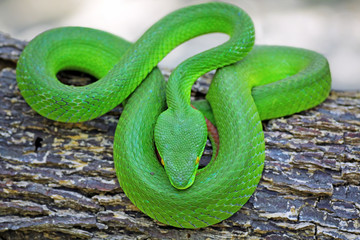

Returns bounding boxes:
[16,2,331,228]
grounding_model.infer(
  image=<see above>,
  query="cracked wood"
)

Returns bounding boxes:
[0,32,359,239]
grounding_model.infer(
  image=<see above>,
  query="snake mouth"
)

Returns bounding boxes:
[168,167,198,190]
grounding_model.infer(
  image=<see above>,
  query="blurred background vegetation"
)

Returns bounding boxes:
[0,0,358,90]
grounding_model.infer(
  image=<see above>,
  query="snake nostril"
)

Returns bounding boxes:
[56,70,98,87]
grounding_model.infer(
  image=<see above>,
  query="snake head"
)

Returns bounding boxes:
[154,107,207,190]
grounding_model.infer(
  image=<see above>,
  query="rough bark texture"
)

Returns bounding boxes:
[0,32,359,240]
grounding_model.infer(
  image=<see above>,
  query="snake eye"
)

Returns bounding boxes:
[161,158,165,166]
[196,157,200,165]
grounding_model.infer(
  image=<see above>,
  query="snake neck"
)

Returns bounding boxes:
[153,2,255,190]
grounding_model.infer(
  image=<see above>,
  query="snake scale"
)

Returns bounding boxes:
[16,2,331,228]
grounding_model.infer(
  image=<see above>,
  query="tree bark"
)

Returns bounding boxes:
[0,32,359,240]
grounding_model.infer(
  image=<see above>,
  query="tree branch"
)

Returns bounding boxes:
[0,32,359,239]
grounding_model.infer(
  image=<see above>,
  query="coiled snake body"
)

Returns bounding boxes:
[16,2,331,228]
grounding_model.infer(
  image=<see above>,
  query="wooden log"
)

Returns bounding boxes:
[0,32,359,239]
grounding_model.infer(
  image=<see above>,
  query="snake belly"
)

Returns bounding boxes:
[16,2,331,229]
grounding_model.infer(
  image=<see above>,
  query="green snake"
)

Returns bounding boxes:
[16,2,331,228]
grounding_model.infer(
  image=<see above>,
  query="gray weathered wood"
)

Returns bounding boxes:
[0,32,359,239]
